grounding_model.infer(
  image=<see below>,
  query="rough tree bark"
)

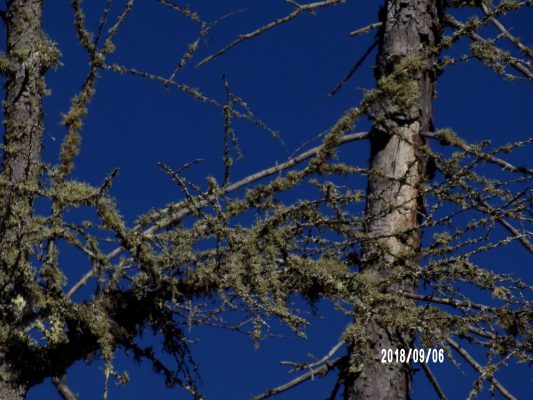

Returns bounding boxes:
[1,0,46,398]
[345,1,443,399]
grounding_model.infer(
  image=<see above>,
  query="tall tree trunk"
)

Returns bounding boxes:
[1,0,46,398]
[345,1,443,399]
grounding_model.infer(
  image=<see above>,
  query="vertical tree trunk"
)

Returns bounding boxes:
[1,1,46,398]
[345,1,443,399]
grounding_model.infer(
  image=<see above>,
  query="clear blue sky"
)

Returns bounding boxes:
[3,1,529,399]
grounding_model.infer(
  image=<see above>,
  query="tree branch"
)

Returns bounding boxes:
[349,21,382,37]
[280,340,344,371]
[329,39,378,96]
[253,356,345,400]
[444,14,533,81]
[447,338,517,400]
[399,292,491,311]
[52,376,77,400]
[197,0,346,67]
[470,191,533,254]
[423,132,532,174]
[479,2,533,60]
[420,363,447,400]
[66,131,369,297]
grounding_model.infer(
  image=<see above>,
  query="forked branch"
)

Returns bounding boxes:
[253,356,346,400]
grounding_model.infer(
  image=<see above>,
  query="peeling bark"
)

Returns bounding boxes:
[345,1,443,399]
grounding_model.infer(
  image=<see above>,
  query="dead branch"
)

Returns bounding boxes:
[479,2,533,60]
[349,21,382,37]
[423,132,533,175]
[477,197,533,254]
[399,292,491,311]
[444,14,533,80]
[66,131,369,297]
[420,363,447,400]
[52,376,77,400]
[280,340,344,371]
[197,0,346,67]
[253,356,345,400]
[329,39,378,96]
[447,338,517,400]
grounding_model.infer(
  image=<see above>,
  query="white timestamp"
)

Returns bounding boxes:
[380,348,445,364]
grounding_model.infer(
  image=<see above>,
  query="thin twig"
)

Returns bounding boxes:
[197,0,346,67]
[476,196,533,254]
[329,39,378,96]
[349,21,382,37]
[447,338,517,400]
[280,340,344,371]
[253,356,345,400]
[105,0,135,43]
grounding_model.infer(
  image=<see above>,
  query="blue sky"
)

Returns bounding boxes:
[1,0,530,399]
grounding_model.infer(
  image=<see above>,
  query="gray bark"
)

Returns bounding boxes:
[1,0,46,398]
[345,1,443,399]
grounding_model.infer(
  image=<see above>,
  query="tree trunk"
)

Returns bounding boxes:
[345,1,443,399]
[1,0,46,398]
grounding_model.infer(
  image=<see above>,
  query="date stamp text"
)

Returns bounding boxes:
[380,348,444,364]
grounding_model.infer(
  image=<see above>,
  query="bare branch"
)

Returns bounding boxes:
[349,21,382,37]
[67,268,96,298]
[420,363,447,400]
[447,338,517,400]
[253,356,345,400]
[329,39,378,96]
[280,340,344,371]
[197,0,346,67]
[52,376,77,400]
